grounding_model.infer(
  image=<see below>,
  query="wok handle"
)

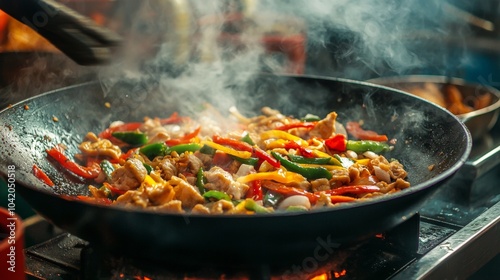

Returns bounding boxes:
[0,0,122,65]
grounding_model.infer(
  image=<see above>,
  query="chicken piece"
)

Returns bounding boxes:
[310,178,330,192]
[151,200,184,213]
[192,204,211,214]
[170,176,205,208]
[141,118,172,144]
[309,112,337,139]
[388,160,408,180]
[115,179,175,207]
[204,166,249,200]
[159,158,178,180]
[209,199,235,214]
[79,132,122,159]
[111,158,148,191]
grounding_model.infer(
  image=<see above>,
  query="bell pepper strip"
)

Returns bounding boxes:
[203,190,231,201]
[111,131,148,146]
[241,133,255,145]
[284,141,314,158]
[301,113,321,122]
[212,135,253,152]
[260,130,309,147]
[253,146,281,168]
[201,140,252,159]
[139,143,169,160]
[237,168,306,184]
[143,163,153,174]
[325,134,390,154]
[261,181,318,204]
[199,144,216,155]
[166,143,202,155]
[288,154,332,165]
[263,191,283,207]
[165,126,201,146]
[346,121,388,142]
[297,163,345,171]
[334,154,355,168]
[46,146,101,179]
[99,160,114,181]
[328,195,357,204]
[102,182,127,195]
[32,164,54,186]
[244,198,272,213]
[275,122,317,131]
[311,150,342,166]
[320,185,380,196]
[196,167,206,194]
[231,155,259,166]
[356,158,370,165]
[271,151,332,180]
[98,122,142,139]
[346,140,390,153]
[246,180,263,200]
[159,112,184,125]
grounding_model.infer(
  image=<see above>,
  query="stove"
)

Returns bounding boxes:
[22,123,500,280]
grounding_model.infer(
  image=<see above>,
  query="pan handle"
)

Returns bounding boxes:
[0,0,122,65]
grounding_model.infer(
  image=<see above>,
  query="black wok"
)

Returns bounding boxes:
[0,74,471,265]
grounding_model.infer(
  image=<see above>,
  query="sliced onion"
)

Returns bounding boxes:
[278,195,311,210]
[345,150,358,159]
[362,151,378,159]
[373,165,391,183]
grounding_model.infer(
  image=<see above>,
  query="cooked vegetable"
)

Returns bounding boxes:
[111,131,148,146]
[271,151,332,180]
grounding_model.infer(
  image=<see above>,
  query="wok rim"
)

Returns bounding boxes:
[1,73,473,219]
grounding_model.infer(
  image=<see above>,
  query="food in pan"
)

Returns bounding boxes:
[39,106,410,214]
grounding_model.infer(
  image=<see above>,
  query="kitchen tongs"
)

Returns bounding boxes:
[0,0,122,65]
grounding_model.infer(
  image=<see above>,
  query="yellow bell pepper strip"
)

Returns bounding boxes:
[260,130,309,147]
[244,198,273,213]
[275,122,317,131]
[356,158,370,165]
[262,181,319,204]
[46,145,101,179]
[311,150,342,166]
[111,131,148,146]
[346,121,388,142]
[237,168,306,184]
[201,140,252,159]
[211,135,280,168]
[32,164,54,187]
[271,151,332,180]
[203,190,231,201]
[196,167,206,194]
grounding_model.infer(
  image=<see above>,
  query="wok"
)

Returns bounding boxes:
[0,74,471,265]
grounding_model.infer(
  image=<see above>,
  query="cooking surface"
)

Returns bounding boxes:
[22,122,500,279]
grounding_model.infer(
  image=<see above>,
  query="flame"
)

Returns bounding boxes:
[310,273,329,280]
[333,270,347,278]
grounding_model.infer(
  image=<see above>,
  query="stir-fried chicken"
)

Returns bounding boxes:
[204,166,249,200]
[111,158,147,191]
[79,132,122,159]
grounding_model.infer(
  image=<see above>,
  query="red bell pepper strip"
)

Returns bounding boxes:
[165,126,201,146]
[320,185,380,196]
[284,141,314,157]
[325,134,347,152]
[46,146,101,179]
[329,195,356,203]
[275,122,317,131]
[246,180,263,200]
[32,164,54,186]
[346,121,388,142]
[159,112,183,125]
[212,135,281,168]
[103,182,127,195]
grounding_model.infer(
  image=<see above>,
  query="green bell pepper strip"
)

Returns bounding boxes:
[288,154,332,165]
[300,113,321,122]
[334,154,355,168]
[231,155,259,166]
[111,131,148,146]
[139,143,169,160]
[271,151,332,180]
[263,191,283,208]
[244,198,272,213]
[203,190,231,201]
[346,140,390,153]
[143,163,153,174]
[196,167,206,194]
[99,160,114,181]
[199,144,216,155]
[241,133,255,145]
[166,143,202,155]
